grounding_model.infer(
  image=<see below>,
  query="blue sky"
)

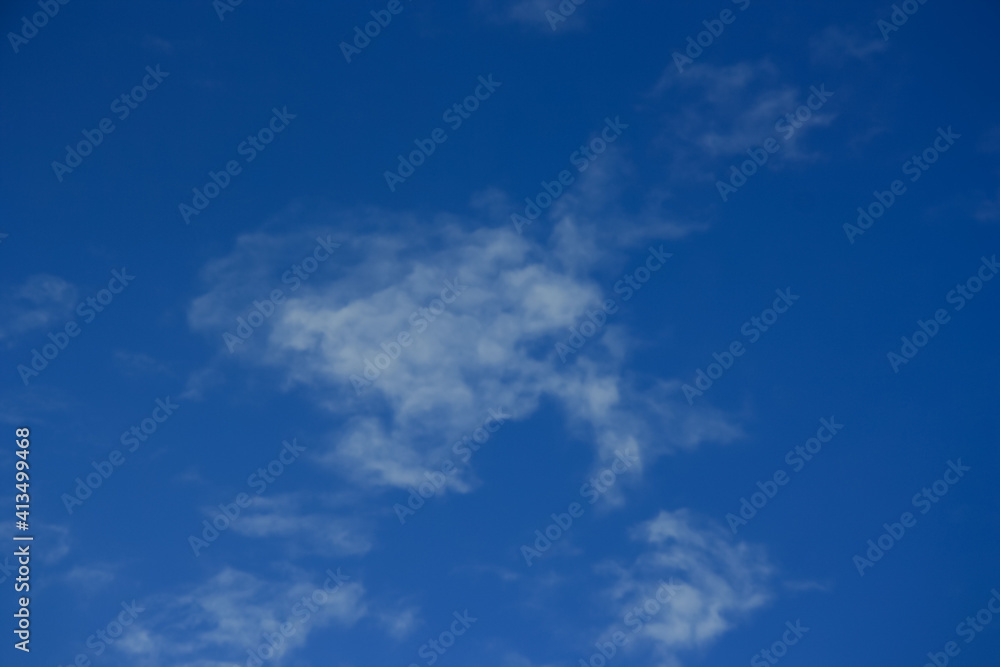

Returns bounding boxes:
[1,0,999,665]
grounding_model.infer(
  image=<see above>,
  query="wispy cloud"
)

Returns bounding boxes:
[600,509,774,660]
[975,186,1000,222]
[475,0,586,32]
[118,567,369,666]
[186,199,738,497]
[227,494,374,556]
[809,25,888,64]
[0,274,78,345]
[650,60,838,179]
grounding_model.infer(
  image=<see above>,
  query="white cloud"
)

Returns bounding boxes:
[650,61,838,179]
[38,523,71,564]
[809,26,888,64]
[186,199,739,498]
[114,350,172,376]
[118,567,369,666]
[499,652,560,667]
[0,273,78,345]
[142,34,175,55]
[226,494,374,557]
[475,0,585,32]
[975,185,1000,222]
[599,509,773,661]
[61,564,116,592]
[378,606,420,640]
